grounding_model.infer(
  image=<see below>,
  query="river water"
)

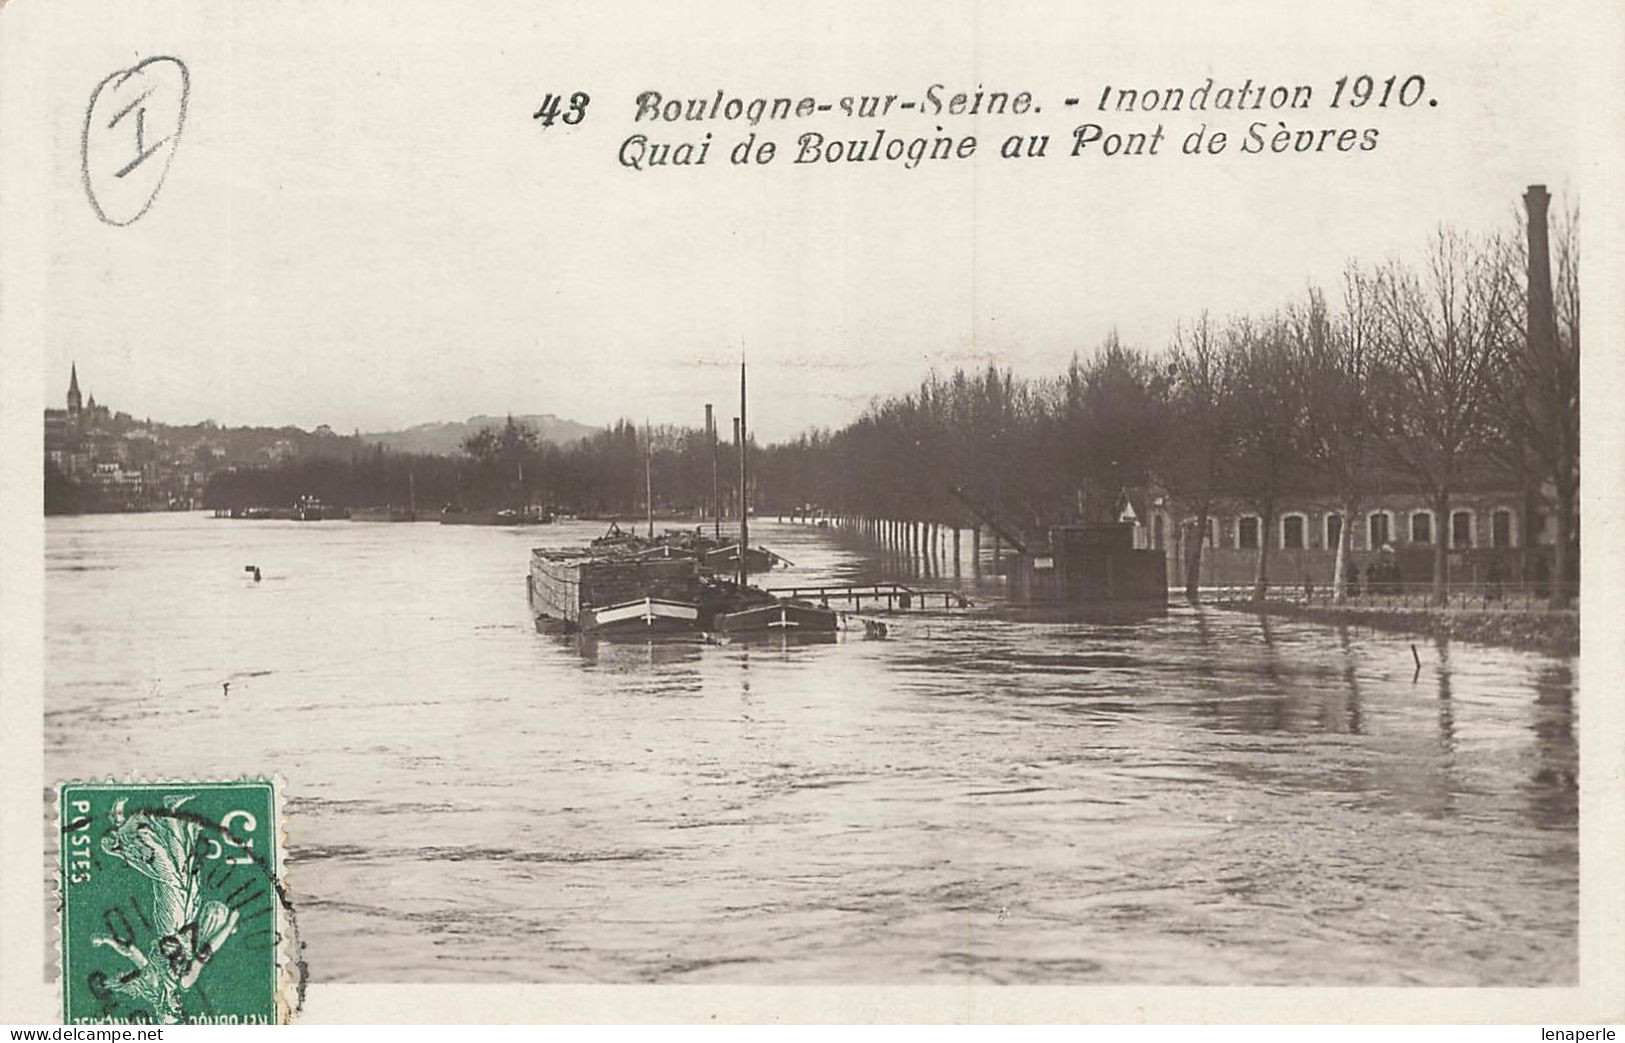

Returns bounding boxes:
[43,513,1577,985]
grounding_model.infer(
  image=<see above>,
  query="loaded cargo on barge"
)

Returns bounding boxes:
[528,548,702,635]
[527,362,849,639]
[526,548,842,637]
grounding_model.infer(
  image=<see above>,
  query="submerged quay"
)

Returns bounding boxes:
[45,512,1579,986]
[1213,594,1579,657]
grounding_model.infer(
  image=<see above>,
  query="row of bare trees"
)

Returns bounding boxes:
[763,202,1578,608]
[208,198,1578,613]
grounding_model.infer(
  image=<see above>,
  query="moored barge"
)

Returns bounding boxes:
[711,596,838,635]
[528,362,840,640]
[444,505,552,526]
[528,548,703,635]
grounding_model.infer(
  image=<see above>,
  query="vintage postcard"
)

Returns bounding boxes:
[1,0,1621,1027]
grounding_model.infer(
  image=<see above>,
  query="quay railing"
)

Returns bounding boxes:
[1201,580,1579,613]
[763,582,971,611]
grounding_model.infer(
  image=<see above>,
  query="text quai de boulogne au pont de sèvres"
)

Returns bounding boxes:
[528,75,1440,171]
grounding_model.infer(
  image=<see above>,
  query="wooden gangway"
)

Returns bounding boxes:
[763,582,970,611]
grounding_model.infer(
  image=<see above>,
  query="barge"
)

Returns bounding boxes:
[526,363,839,640]
[442,505,553,525]
[216,497,348,521]
[528,548,703,635]
[527,548,837,637]
[350,505,417,522]
[590,525,782,574]
[711,595,838,636]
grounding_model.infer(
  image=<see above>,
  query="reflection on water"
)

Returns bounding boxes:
[1435,636,1458,757]
[1529,663,1579,830]
[44,515,1577,985]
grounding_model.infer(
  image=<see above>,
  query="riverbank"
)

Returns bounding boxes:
[1217,598,1579,657]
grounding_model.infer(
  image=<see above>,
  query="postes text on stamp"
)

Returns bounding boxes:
[58,780,296,1025]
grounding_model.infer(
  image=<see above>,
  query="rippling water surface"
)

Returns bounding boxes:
[44,514,1577,985]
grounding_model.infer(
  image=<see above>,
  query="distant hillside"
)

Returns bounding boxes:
[362,414,601,455]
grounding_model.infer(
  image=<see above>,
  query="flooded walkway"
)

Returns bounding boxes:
[45,515,1577,985]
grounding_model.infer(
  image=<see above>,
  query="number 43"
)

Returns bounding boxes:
[534,91,590,128]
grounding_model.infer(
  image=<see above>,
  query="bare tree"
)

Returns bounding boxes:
[1290,273,1378,602]
[1161,313,1237,601]
[1228,315,1304,601]
[1546,203,1581,606]
[1370,227,1517,605]
[1061,333,1170,524]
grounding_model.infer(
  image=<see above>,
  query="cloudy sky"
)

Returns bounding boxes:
[13,0,1594,442]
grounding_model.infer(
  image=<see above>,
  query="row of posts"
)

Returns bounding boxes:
[781,510,1003,578]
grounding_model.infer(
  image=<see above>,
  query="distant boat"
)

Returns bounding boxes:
[221,502,342,520]
[350,505,417,522]
[353,473,418,521]
[294,495,347,521]
[441,505,552,526]
[589,520,646,549]
[699,541,780,574]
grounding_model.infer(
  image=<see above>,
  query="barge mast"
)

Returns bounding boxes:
[738,360,748,588]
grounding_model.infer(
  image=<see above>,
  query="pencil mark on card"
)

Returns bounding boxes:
[81,56,190,227]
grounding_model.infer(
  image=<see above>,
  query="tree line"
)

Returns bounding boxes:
[757,202,1579,609]
[206,197,1577,608]
[205,417,751,520]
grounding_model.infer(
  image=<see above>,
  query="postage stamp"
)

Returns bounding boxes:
[57,779,301,1025]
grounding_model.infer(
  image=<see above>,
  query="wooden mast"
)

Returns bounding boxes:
[707,403,720,540]
[738,360,748,588]
[644,420,654,539]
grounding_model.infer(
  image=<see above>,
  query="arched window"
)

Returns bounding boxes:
[1410,511,1433,545]
[1492,508,1514,549]
[1281,513,1307,549]
[1153,514,1165,550]
[1368,511,1391,549]
[1450,510,1474,549]
[1326,513,1344,553]
[1238,515,1260,550]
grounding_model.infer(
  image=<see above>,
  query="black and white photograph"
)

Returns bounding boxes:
[1,0,1620,1027]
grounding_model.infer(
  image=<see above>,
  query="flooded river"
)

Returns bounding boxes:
[44,514,1577,985]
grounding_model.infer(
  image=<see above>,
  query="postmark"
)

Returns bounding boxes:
[57,780,303,1025]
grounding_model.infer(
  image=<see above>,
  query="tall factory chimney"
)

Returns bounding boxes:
[1525,184,1558,363]
[1522,183,1575,607]
[1520,184,1553,580]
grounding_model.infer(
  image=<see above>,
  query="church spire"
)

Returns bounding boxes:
[67,363,82,416]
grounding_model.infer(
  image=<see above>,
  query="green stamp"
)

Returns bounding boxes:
[58,780,299,1025]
